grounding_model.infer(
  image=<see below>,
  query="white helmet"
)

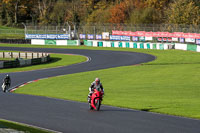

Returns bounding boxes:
[95,78,100,84]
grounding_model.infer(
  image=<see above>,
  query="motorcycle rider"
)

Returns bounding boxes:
[3,74,11,89]
[88,78,104,103]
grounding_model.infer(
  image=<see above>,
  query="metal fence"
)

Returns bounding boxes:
[0,23,200,37]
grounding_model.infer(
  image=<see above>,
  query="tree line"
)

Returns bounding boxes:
[0,0,199,27]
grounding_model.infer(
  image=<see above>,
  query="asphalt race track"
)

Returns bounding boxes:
[0,47,200,133]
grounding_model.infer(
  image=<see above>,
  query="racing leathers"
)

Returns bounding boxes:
[4,75,11,87]
[88,81,104,103]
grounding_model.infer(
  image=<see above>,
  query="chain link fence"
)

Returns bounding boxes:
[1,23,200,37]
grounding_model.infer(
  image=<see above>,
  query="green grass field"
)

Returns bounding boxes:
[0,26,25,39]
[2,44,198,119]
[0,119,49,133]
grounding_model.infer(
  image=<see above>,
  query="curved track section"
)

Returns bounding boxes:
[0,47,199,133]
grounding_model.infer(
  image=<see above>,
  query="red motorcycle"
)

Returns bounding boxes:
[89,88,104,111]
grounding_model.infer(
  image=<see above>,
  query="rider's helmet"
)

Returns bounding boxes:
[6,74,9,78]
[95,78,100,85]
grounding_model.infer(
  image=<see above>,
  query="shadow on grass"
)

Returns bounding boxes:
[43,57,61,65]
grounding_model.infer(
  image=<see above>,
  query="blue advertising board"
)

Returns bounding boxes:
[57,34,70,39]
[132,36,138,41]
[46,34,59,39]
[25,34,69,40]
[79,34,86,39]
[196,39,200,45]
[110,35,130,41]
[87,34,94,39]
[96,35,102,40]
[180,38,185,43]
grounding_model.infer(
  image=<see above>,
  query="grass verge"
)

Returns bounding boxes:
[6,44,200,120]
[0,119,50,133]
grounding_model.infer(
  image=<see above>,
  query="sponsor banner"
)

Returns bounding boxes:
[45,40,56,45]
[196,34,200,39]
[31,39,45,45]
[185,38,195,43]
[196,39,200,45]
[172,37,178,41]
[187,44,197,51]
[180,38,185,43]
[132,36,138,41]
[110,35,121,40]
[112,31,200,39]
[145,37,153,41]
[67,40,78,45]
[26,34,46,39]
[121,36,130,41]
[174,32,183,38]
[87,34,94,40]
[112,30,123,35]
[168,38,172,42]
[160,32,169,37]
[96,35,102,40]
[57,34,69,39]
[183,33,196,39]
[102,32,110,40]
[26,34,70,40]
[110,35,130,41]
[145,32,153,37]
[136,31,145,37]
[46,34,57,39]
[152,32,160,37]
[163,38,167,41]
[158,38,162,41]
[80,34,86,39]
[168,33,174,38]
[139,37,145,41]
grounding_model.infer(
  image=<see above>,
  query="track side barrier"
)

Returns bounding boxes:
[84,40,200,52]
[0,52,50,69]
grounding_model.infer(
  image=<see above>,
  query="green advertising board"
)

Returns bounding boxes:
[111,42,115,47]
[187,44,197,51]
[98,42,103,47]
[140,43,144,49]
[119,42,123,47]
[84,40,93,46]
[133,43,137,48]
[126,42,130,48]
[139,37,145,42]
[67,40,77,45]
[159,44,164,50]
[146,43,150,49]
[153,44,157,49]
[45,40,56,45]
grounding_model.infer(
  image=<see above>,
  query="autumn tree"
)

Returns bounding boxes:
[166,0,200,25]
[109,0,130,23]
[86,0,112,23]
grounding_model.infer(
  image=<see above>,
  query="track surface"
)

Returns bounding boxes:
[0,47,200,133]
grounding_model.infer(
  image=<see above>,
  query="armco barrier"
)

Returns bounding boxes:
[84,40,200,52]
[31,39,200,52]
[0,53,50,69]
[31,58,42,65]
[85,40,171,50]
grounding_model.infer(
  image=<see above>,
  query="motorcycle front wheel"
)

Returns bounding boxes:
[89,103,93,110]
[96,99,101,111]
